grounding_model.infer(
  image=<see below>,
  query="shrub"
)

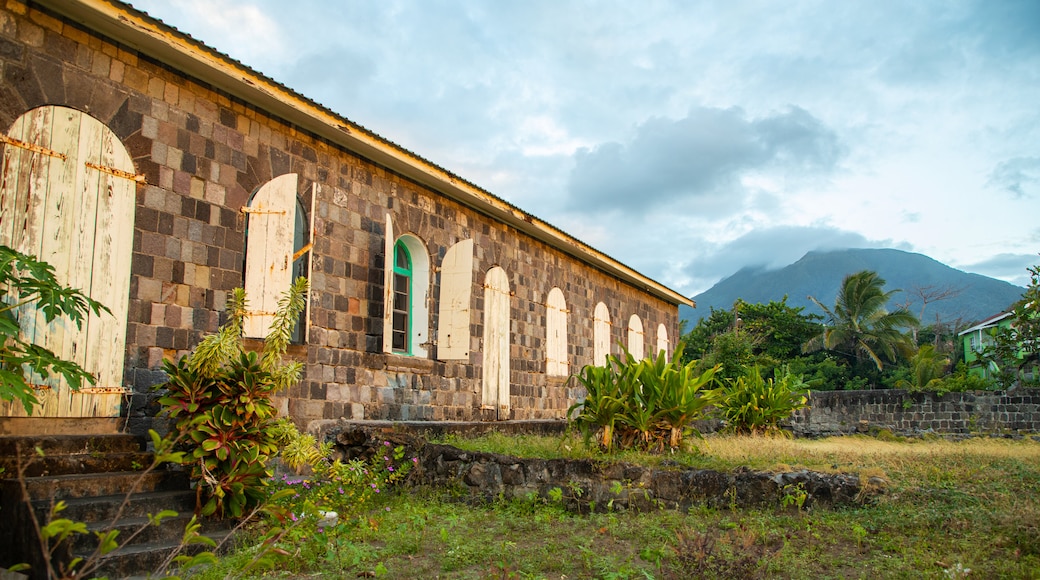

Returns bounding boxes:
[569,344,718,451]
[715,366,809,435]
[158,277,308,517]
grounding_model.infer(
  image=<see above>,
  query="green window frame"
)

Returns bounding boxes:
[391,240,412,353]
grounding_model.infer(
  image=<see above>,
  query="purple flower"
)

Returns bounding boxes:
[388,466,394,472]
[384,441,391,446]
[317,527,324,534]
[412,457,419,464]
[385,507,391,512]
[338,487,345,494]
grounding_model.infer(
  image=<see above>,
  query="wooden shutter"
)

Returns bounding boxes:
[0,106,136,418]
[243,173,297,338]
[657,323,670,359]
[436,239,473,360]
[482,267,510,419]
[628,315,644,359]
[381,214,394,353]
[546,287,568,376]
[593,302,610,365]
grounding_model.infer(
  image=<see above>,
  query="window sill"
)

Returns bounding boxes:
[385,353,434,374]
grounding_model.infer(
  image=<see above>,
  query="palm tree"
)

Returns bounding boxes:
[803,270,919,371]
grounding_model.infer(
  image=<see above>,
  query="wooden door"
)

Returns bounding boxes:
[0,106,136,417]
[481,267,510,419]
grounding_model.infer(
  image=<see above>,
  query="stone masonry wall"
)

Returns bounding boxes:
[0,1,679,431]
[789,388,1040,437]
[328,426,877,513]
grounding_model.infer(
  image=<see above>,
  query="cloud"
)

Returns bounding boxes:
[680,226,892,293]
[566,106,843,215]
[960,253,1038,287]
[986,157,1040,199]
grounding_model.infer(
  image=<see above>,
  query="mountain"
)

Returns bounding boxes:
[681,248,1025,327]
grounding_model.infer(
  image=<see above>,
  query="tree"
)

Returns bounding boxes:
[0,245,109,414]
[982,261,1040,389]
[803,270,918,371]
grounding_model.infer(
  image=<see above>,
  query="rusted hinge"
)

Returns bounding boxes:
[241,207,286,215]
[243,310,277,317]
[0,135,67,160]
[75,387,128,395]
[84,161,146,182]
[292,243,313,261]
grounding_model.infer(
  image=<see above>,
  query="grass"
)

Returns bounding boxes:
[185,432,1040,579]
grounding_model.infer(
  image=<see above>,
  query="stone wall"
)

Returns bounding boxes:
[329,425,878,513]
[790,388,1040,437]
[0,1,679,430]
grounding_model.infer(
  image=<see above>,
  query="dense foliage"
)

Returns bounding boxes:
[981,262,1040,389]
[804,270,918,372]
[0,245,109,413]
[680,267,1040,393]
[714,366,810,435]
[569,345,719,451]
[158,278,308,517]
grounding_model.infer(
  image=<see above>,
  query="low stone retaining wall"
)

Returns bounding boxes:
[789,388,1040,437]
[328,425,881,513]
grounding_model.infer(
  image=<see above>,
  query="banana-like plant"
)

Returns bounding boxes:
[570,342,719,451]
[715,366,809,435]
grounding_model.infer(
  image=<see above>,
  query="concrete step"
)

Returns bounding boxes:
[70,512,227,553]
[45,489,197,523]
[0,451,158,479]
[0,433,142,457]
[8,469,190,501]
[72,529,231,580]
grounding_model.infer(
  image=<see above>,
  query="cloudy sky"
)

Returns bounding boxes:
[129,0,1040,293]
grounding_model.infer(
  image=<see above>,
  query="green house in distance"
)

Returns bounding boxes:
[959,312,1015,379]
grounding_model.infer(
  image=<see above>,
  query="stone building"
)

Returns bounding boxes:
[0,0,692,434]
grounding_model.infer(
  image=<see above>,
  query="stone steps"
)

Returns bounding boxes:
[0,434,232,580]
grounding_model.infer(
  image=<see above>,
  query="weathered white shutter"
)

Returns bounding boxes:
[627,315,644,360]
[436,239,473,360]
[546,287,568,376]
[482,267,510,419]
[243,173,297,338]
[381,213,394,353]
[656,323,669,359]
[0,106,136,418]
[593,302,611,365]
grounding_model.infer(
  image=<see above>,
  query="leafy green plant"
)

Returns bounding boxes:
[569,343,719,451]
[568,351,641,451]
[894,344,950,393]
[981,261,1040,389]
[0,245,109,413]
[715,366,809,435]
[158,277,308,517]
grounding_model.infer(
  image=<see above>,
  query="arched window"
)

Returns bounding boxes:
[0,106,136,418]
[436,239,474,360]
[390,240,412,353]
[628,315,644,359]
[381,214,430,356]
[546,287,568,376]
[593,302,611,365]
[656,323,670,358]
[244,173,310,340]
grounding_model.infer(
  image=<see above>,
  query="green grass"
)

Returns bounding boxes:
[185,433,1040,579]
